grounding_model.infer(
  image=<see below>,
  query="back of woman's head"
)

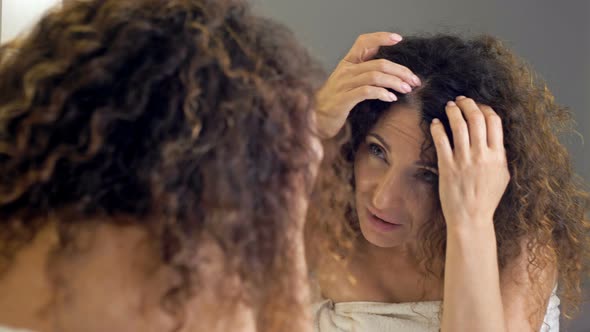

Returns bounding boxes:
[0,0,321,329]
[313,34,589,317]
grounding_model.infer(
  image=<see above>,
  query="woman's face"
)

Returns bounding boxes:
[354,104,438,248]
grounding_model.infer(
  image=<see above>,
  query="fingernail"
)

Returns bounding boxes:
[447,101,456,106]
[431,118,441,125]
[412,75,421,86]
[456,96,466,100]
[401,83,412,93]
[389,92,398,101]
[390,34,403,42]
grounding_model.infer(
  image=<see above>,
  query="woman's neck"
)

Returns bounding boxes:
[355,237,421,270]
[0,222,281,332]
[0,225,57,332]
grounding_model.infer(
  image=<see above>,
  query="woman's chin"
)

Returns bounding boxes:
[359,222,404,248]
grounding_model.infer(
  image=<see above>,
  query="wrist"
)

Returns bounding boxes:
[446,221,499,262]
[446,217,496,237]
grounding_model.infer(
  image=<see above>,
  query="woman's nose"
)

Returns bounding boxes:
[371,169,401,210]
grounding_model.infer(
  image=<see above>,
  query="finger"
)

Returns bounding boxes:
[344,71,412,95]
[349,59,421,87]
[455,96,487,151]
[445,101,470,157]
[430,118,453,166]
[344,32,403,64]
[479,105,504,149]
[344,86,397,109]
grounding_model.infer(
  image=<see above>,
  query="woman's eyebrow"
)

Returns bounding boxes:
[367,133,390,151]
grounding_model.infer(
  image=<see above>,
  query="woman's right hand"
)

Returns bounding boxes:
[315,32,422,139]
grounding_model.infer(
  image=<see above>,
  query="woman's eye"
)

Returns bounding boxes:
[368,143,386,160]
[417,169,438,184]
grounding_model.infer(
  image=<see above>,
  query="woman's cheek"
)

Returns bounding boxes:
[354,153,373,187]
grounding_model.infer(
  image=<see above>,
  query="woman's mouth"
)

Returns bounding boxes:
[366,208,403,232]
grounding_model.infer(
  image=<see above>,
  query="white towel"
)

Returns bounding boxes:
[314,287,560,332]
[314,299,441,332]
[0,327,34,332]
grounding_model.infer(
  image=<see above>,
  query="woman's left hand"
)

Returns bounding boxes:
[430,96,510,230]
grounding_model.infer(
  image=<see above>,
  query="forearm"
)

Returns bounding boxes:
[441,222,506,332]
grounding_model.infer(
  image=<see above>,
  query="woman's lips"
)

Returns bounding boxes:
[364,207,404,233]
[366,207,402,225]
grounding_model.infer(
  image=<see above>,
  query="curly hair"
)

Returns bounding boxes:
[308,34,590,318]
[0,0,322,330]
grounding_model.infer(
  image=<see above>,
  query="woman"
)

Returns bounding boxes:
[0,0,323,331]
[308,32,589,331]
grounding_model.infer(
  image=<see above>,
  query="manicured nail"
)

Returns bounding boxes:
[412,75,422,86]
[432,118,441,124]
[401,83,412,93]
[390,34,403,42]
[389,92,398,101]
[456,96,466,100]
[447,101,456,106]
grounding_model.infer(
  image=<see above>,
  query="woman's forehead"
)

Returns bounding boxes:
[371,104,424,146]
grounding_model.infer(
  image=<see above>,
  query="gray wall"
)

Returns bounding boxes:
[252,0,589,330]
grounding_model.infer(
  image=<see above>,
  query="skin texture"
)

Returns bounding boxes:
[308,32,589,331]
[0,0,323,331]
